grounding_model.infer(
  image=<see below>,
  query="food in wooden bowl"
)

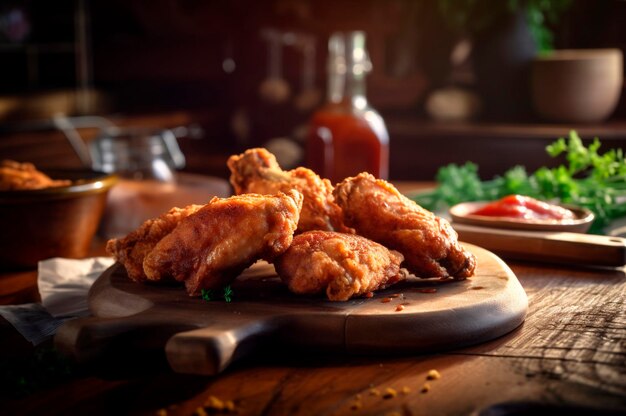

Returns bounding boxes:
[0,160,72,190]
[0,160,117,269]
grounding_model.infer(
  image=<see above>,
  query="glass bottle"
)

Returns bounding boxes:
[307,31,389,183]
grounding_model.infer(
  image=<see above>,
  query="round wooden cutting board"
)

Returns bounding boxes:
[55,243,528,375]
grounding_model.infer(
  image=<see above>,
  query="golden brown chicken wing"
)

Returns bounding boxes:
[274,230,406,301]
[227,148,350,233]
[106,204,204,282]
[333,173,476,279]
[143,190,303,296]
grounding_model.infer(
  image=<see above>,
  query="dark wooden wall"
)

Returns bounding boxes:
[1,0,626,180]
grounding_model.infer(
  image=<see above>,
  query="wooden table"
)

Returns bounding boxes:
[1,183,625,416]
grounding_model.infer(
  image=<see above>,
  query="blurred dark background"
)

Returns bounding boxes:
[1,0,625,180]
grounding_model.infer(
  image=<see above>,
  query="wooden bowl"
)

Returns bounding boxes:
[449,201,594,233]
[0,170,117,269]
[531,49,623,123]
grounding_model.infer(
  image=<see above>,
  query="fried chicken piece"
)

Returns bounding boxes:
[106,204,204,282]
[227,148,350,233]
[0,160,71,190]
[333,173,476,279]
[274,231,406,301]
[143,190,303,296]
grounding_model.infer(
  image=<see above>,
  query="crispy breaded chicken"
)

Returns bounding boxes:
[143,190,303,296]
[274,231,406,301]
[227,148,350,233]
[0,160,71,190]
[106,204,204,282]
[333,173,476,279]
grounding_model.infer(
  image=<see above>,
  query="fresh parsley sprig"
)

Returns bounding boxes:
[200,285,234,303]
[223,286,233,303]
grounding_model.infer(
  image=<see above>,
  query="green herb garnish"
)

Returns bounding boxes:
[413,130,626,233]
[200,286,234,302]
[200,288,215,302]
[223,286,234,303]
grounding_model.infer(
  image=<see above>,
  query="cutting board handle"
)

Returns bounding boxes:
[54,312,193,363]
[165,317,277,375]
[454,224,626,267]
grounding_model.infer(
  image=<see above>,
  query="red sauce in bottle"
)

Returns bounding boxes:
[307,102,388,183]
[472,195,576,221]
[307,31,389,183]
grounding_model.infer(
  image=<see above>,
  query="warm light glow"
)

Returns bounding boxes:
[364,110,389,144]
[353,96,367,110]
[222,58,236,73]
[353,47,365,62]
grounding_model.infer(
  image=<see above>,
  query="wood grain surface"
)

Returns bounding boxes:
[465,263,626,399]
[54,244,528,376]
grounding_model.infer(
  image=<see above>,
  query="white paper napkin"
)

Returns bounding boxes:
[0,257,115,345]
[38,257,114,318]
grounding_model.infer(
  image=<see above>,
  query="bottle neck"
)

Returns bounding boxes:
[326,31,370,109]
[327,69,367,107]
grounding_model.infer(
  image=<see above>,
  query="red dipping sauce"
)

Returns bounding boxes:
[471,195,576,221]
